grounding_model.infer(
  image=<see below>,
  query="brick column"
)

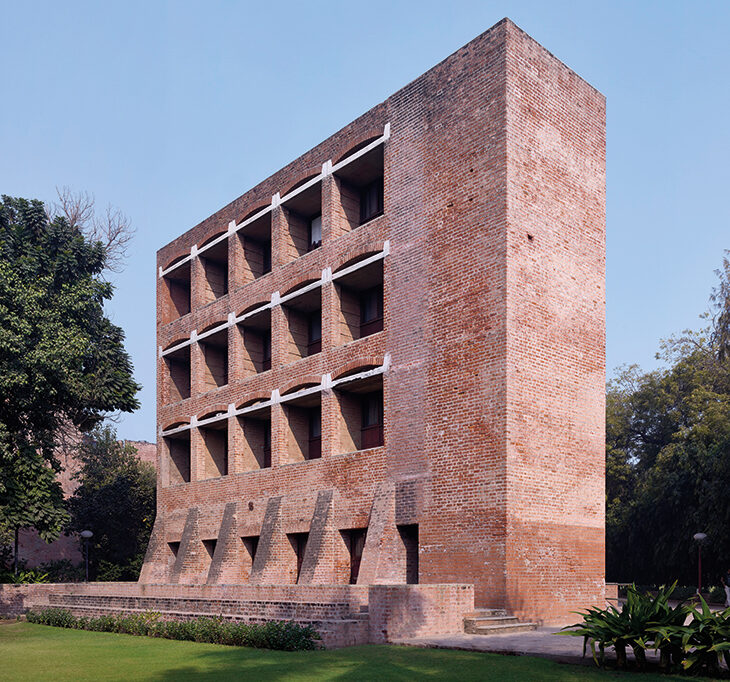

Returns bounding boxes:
[270,204,286,269]
[270,303,286,371]
[228,222,246,291]
[190,426,204,482]
[270,402,287,468]
[190,338,204,399]
[190,252,205,311]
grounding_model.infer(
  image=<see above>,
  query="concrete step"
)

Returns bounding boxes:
[467,616,520,627]
[466,621,538,635]
[464,609,508,618]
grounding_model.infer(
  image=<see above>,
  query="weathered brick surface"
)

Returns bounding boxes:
[143,17,605,627]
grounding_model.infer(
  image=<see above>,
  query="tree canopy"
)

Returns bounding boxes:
[67,426,155,581]
[0,194,140,546]
[606,254,730,586]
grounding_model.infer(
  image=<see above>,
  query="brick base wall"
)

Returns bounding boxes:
[1,582,473,647]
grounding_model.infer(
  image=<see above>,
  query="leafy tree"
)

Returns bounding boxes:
[67,426,155,581]
[0,195,140,564]
[0,448,69,574]
[606,254,730,586]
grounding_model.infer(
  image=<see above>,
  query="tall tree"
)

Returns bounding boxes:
[606,254,730,586]
[67,427,155,581]
[0,195,140,559]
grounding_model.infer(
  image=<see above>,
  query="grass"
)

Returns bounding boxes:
[0,621,706,681]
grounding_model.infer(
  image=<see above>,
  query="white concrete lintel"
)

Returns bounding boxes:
[196,322,228,342]
[331,248,386,281]
[278,279,322,306]
[159,253,192,278]
[279,172,323,206]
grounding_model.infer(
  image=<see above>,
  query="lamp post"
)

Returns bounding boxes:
[693,532,708,595]
[80,530,93,582]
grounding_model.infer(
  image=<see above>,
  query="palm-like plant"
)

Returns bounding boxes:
[681,596,730,675]
[561,583,689,670]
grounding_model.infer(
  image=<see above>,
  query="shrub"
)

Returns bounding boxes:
[0,569,50,584]
[25,608,321,651]
[562,583,688,670]
[681,597,730,676]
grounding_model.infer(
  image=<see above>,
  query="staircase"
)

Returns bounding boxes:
[463,609,537,635]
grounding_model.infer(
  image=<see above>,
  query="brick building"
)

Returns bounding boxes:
[139,18,605,629]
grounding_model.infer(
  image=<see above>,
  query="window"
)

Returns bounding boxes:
[199,327,228,391]
[398,524,419,584]
[283,283,321,362]
[359,179,384,224]
[361,392,384,449]
[360,285,384,337]
[238,308,271,376]
[161,259,191,323]
[199,235,228,303]
[242,536,259,564]
[164,432,191,485]
[308,215,322,251]
[262,330,272,371]
[237,209,272,285]
[283,388,321,463]
[334,256,384,344]
[199,419,228,479]
[308,314,321,355]
[282,177,322,261]
[308,408,321,460]
[342,528,367,584]
[332,142,384,235]
[288,532,309,582]
[237,404,271,471]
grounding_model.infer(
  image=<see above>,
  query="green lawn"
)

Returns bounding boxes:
[0,621,700,681]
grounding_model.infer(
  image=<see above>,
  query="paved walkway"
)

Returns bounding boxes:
[394,628,659,666]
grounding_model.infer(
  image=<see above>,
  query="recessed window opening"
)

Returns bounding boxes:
[162,259,191,324]
[308,215,322,251]
[335,373,383,453]
[283,388,321,463]
[287,532,309,582]
[398,524,419,584]
[283,284,322,362]
[164,431,191,485]
[199,235,229,304]
[237,405,271,470]
[242,535,259,580]
[202,539,217,560]
[334,258,384,344]
[164,344,191,403]
[282,178,322,261]
[237,308,271,375]
[333,144,384,234]
[168,542,180,560]
[341,528,367,584]
[199,418,228,479]
[199,327,228,391]
[238,210,272,284]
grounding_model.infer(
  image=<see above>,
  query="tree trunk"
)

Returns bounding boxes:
[632,645,647,671]
[615,641,627,669]
[13,527,19,575]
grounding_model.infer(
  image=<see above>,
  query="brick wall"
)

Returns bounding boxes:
[149,18,605,625]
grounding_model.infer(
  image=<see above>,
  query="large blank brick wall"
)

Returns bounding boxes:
[150,18,605,625]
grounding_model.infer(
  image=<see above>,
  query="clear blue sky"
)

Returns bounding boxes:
[1,1,728,442]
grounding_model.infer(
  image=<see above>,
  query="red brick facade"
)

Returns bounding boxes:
[144,18,605,627]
